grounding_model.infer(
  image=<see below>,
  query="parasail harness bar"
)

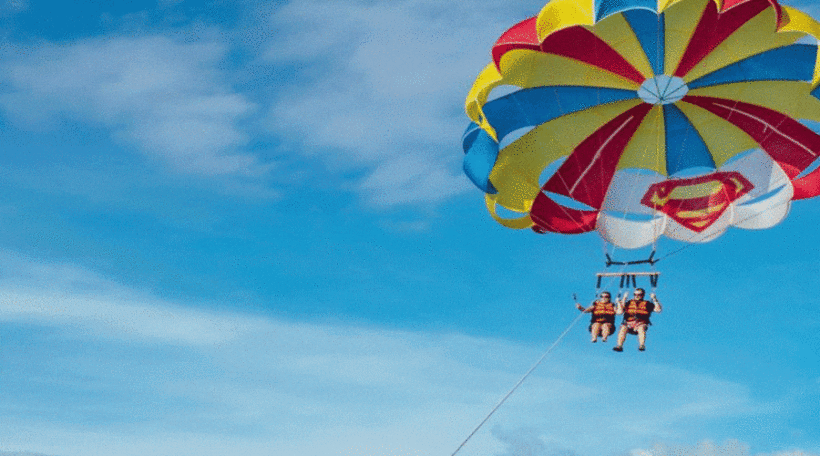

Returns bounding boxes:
[604,251,657,267]
[596,272,660,289]
[598,250,660,290]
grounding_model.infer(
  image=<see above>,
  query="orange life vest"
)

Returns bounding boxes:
[591,301,616,324]
[623,299,653,324]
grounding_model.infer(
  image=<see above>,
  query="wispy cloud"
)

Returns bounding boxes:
[0,251,805,456]
[256,0,533,206]
[0,452,54,456]
[0,0,28,16]
[492,437,820,456]
[633,440,819,456]
[0,0,534,209]
[0,251,242,345]
[0,34,265,178]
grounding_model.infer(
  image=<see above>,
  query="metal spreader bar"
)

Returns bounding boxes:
[596,272,660,289]
[604,251,656,267]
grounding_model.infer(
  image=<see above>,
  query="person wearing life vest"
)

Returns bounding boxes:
[612,288,662,352]
[575,291,616,343]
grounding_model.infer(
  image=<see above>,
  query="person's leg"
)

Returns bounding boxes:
[637,326,647,350]
[590,323,601,342]
[601,324,611,342]
[613,325,627,351]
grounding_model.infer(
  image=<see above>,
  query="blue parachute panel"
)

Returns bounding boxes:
[622,9,665,75]
[689,44,817,89]
[663,104,716,175]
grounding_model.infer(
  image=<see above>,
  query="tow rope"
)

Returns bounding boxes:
[450,310,586,456]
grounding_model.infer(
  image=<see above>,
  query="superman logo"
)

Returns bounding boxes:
[640,172,754,232]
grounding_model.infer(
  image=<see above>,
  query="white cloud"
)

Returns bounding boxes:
[492,437,820,456]
[244,0,820,210]
[0,35,266,178]
[634,440,751,456]
[0,251,242,346]
[633,440,820,456]
[0,0,28,15]
[764,452,820,456]
[0,0,535,208]
[492,426,574,456]
[0,251,811,456]
[359,153,471,206]
[258,0,533,206]
[0,452,53,456]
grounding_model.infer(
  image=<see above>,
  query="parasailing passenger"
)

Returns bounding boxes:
[575,291,616,343]
[612,288,662,352]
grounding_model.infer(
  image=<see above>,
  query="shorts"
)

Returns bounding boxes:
[622,320,648,335]
[589,322,615,333]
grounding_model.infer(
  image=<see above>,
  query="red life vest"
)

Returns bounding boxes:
[591,301,615,324]
[623,299,653,323]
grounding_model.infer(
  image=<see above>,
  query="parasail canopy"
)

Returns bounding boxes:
[462,0,820,248]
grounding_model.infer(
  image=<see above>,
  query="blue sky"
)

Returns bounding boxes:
[0,1,818,455]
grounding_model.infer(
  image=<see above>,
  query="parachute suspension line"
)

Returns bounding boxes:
[600,89,661,286]
[649,245,659,293]
[538,85,589,232]
[651,103,663,258]
[449,310,587,456]
[596,263,628,301]
[598,272,660,293]
[495,84,587,236]
[595,271,625,300]
[643,17,667,281]
[604,89,667,269]
[652,9,664,252]
[595,75,611,274]
[600,11,667,267]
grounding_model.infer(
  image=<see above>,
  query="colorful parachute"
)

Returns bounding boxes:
[462,0,820,248]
